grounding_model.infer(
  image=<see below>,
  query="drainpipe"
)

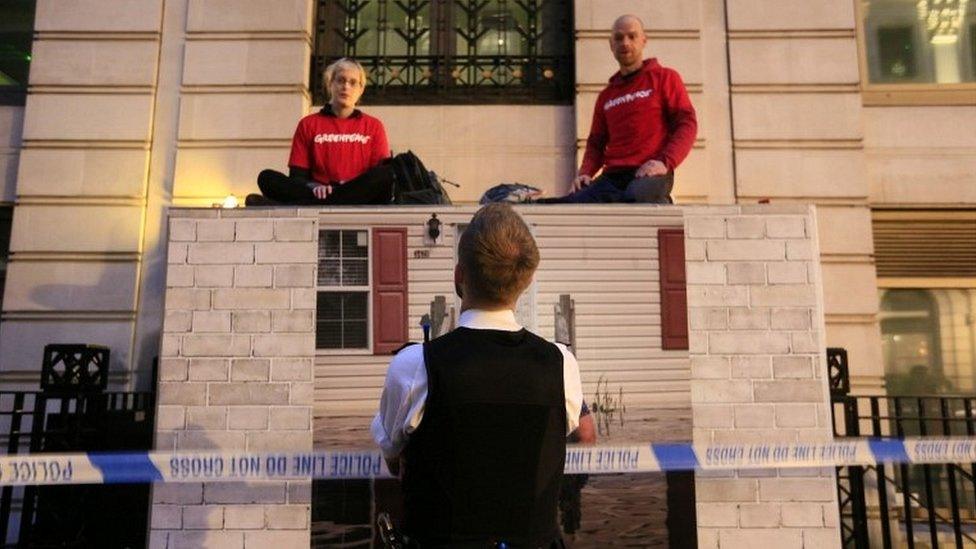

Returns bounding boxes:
[722,0,739,202]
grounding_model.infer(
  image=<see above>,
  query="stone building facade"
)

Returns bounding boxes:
[1,0,972,396]
[0,0,972,547]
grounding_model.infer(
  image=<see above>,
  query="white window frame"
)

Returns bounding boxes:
[316,227,373,355]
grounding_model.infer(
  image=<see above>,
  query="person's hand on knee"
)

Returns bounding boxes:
[571,174,592,192]
[635,159,668,178]
[312,183,334,200]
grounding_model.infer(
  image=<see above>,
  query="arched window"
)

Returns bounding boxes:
[880,289,946,394]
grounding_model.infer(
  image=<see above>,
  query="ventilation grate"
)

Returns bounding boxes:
[873,210,976,278]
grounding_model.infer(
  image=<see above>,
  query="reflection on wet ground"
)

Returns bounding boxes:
[312,408,692,548]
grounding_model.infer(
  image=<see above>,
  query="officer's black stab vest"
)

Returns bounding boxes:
[402,326,567,547]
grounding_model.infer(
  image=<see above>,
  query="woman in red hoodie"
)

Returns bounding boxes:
[544,15,697,204]
[248,58,393,205]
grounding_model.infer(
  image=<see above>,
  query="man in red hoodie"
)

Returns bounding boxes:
[545,14,697,204]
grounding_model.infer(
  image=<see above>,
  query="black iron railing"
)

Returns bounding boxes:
[0,345,156,548]
[830,349,976,549]
[312,0,575,105]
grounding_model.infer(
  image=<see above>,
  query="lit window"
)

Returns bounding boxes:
[312,0,575,105]
[880,288,976,395]
[862,0,976,84]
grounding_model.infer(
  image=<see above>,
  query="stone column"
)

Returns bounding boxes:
[150,208,317,548]
[171,0,314,205]
[686,205,841,549]
[0,0,164,385]
[722,0,883,394]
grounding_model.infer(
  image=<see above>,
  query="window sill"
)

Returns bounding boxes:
[862,83,976,106]
[877,277,976,289]
[316,348,375,356]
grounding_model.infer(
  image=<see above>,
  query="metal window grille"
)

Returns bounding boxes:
[317,229,370,349]
[312,0,575,105]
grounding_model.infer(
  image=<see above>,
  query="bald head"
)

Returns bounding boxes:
[609,14,647,73]
[613,14,645,33]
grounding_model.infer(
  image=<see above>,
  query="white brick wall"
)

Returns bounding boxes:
[151,208,316,548]
[687,205,840,549]
[153,205,839,547]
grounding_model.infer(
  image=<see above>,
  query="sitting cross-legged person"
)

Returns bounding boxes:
[247,57,394,206]
[538,15,697,204]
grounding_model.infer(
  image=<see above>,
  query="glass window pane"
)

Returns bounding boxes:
[386,1,427,56]
[319,259,342,286]
[880,288,976,395]
[342,230,368,258]
[878,26,918,80]
[316,320,343,349]
[320,230,341,258]
[343,292,368,319]
[319,229,368,287]
[317,292,342,321]
[316,291,369,349]
[342,259,368,286]
[864,0,976,84]
[344,319,368,348]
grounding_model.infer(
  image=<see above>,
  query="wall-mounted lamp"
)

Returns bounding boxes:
[426,213,442,243]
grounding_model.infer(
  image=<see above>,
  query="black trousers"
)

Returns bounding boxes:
[537,171,674,204]
[257,164,395,205]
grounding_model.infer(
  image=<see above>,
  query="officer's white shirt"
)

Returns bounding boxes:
[370,308,584,460]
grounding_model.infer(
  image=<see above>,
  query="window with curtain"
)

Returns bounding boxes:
[312,0,574,105]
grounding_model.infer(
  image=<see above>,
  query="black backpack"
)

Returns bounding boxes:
[389,151,452,205]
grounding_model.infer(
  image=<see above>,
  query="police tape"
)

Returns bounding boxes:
[0,437,973,487]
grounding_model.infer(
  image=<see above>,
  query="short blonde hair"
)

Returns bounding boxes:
[323,58,367,100]
[458,203,540,306]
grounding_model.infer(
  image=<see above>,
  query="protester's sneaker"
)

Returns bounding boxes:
[245,193,279,206]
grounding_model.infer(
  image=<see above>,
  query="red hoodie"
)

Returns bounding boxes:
[580,58,697,177]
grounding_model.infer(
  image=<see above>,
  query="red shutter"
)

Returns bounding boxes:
[658,228,688,350]
[372,228,408,354]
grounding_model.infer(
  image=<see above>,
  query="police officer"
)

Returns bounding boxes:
[371,203,584,548]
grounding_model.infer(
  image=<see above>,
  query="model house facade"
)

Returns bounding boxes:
[0,0,972,546]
